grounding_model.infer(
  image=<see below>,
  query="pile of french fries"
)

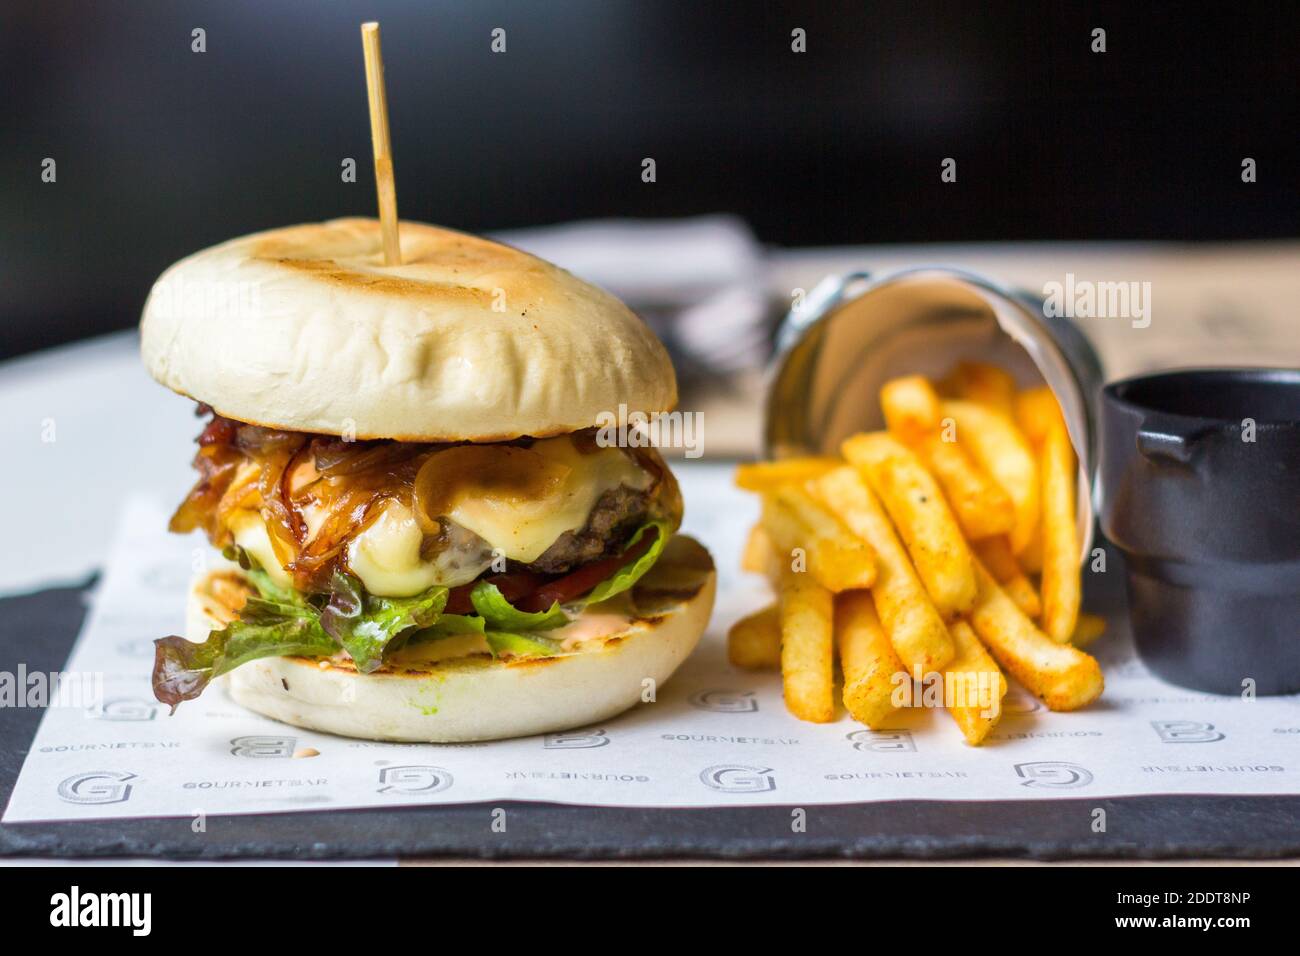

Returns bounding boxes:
[731,362,1105,745]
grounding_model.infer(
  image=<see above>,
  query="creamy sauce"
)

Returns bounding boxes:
[553,612,636,652]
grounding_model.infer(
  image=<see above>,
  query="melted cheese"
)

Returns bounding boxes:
[345,501,448,597]
[231,435,650,598]
[231,510,294,589]
[445,436,651,564]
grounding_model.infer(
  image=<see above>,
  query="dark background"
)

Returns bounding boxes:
[2,0,1296,359]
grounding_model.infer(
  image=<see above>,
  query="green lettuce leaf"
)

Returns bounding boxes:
[464,519,672,641]
[153,594,337,713]
[470,581,566,630]
[485,630,562,659]
[409,613,486,643]
[320,571,448,673]
[221,544,299,605]
[584,519,670,605]
[157,518,675,701]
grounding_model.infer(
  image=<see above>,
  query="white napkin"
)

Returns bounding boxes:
[495,216,772,374]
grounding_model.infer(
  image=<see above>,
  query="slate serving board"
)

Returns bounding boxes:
[3,579,1298,861]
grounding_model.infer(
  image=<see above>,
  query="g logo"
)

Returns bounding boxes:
[699,764,775,793]
[1015,761,1094,789]
[230,735,296,758]
[378,765,454,795]
[1151,720,1225,743]
[689,689,758,713]
[57,771,136,805]
[847,729,916,753]
[88,698,160,721]
[544,729,609,749]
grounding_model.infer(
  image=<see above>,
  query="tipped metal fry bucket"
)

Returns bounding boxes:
[764,268,1104,561]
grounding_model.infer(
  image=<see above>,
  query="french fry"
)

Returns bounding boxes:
[727,604,782,669]
[880,374,942,443]
[881,375,1014,540]
[941,399,1040,554]
[1013,385,1060,445]
[811,466,954,674]
[967,559,1103,711]
[761,486,877,592]
[735,363,1108,732]
[777,567,835,722]
[842,432,976,619]
[1018,525,1044,574]
[835,591,904,729]
[942,620,1007,745]
[1039,415,1081,642]
[735,457,840,492]
[1071,612,1107,648]
[740,524,775,576]
[918,434,1016,540]
[942,361,1017,417]
[972,536,1041,619]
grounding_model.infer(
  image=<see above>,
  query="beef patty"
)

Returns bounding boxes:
[524,484,653,574]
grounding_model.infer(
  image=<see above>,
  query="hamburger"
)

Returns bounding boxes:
[141,218,715,742]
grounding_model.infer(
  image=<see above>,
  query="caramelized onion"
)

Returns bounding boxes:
[171,413,666,597]
[250,435,307,570]
[313,439,430,477]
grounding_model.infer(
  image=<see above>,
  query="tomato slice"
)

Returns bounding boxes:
[515,527,658,612]
[444,570,546,614]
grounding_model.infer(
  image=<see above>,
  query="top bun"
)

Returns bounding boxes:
[140,218,676,441]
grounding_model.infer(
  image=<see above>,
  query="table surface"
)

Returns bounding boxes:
[3,240,1297,864]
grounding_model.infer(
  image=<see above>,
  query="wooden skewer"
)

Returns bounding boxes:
[360,21,401,265]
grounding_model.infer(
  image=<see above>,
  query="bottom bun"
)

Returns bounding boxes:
[187,536,715,742]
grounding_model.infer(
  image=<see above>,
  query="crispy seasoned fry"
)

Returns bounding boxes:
[967,559,1103,711]
[735,362,1104,734]
[918,434,1016,540]
[880,375,943,443]
[811,466,954,674]
[761,486,877,592]
[1018,525,1044,574]
[835,591,904,728]
[1071,612,1107,648]
[727,603,782,669]
[735,457,840,492]
[973,535,1041,619]
[1039,415,1081,642]
[1014,386,1060,445]
[941,399,1040,554]
[842,432,976,619]
[942,361,1017,417]
[881,375,1015,540]
[777,567,835,722]
[943,620,1007,745]
[740,524,775,576]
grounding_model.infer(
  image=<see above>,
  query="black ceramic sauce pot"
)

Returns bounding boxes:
[1099,368,1300,695]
